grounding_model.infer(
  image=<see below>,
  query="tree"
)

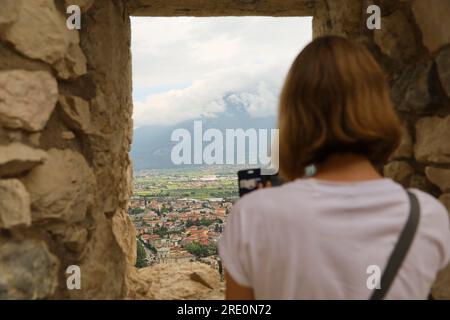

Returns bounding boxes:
[199,218,213,227]
[186,219,195,228]
[135,240,148,268]
[186,242,208,258]
[154,225,168,237]
[185,242,218,258]
[129,207,144,215]
[208,242,218,255]
[142,241,157,254]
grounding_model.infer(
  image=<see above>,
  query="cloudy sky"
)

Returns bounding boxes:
[131,17,312,128]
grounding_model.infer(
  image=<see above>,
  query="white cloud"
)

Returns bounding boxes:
[131,17,312,127]
[226,81,279,118]
[190,34,242,63]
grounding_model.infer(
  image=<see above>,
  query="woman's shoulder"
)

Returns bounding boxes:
[234,180,312,214]
[409,188,447,213]
[409,188,450,269]
[409,188,449,227]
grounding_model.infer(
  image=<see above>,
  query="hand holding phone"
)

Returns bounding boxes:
[237,169,283,197]
[238,168,261,197]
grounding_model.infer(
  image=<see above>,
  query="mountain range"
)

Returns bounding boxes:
[130,94,277,171]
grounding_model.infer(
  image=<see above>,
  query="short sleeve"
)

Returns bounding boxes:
[428,194,450,270]
[415,189,450,270]
[438,207,450,270]
[218,201,252,287]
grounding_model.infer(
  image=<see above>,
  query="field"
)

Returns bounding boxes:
[133,166,245,200]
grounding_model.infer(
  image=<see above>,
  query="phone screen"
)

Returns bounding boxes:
[238,168,261,197]
[237,169,283,197]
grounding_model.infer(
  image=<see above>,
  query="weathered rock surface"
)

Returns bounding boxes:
[135,262,224,300]
[393,61,433,112]
[425,167,450,193]
[1,0,87,79]
[190,271,214,289]
[61,131,76,140]
[48,224,89,254]
[128,0,315,16]
[436,46,450,98]
[125,267,151,299]
[112,208,137,267]
[0,0,21,31]
[0,179,31,229]
[409,174,435,193]
[0,239,59,299]
[0,70,58,131]
[412,0,450,53]
[22,148,95,223]
[433,262,450,300]
[374,10,417,60]
[58,95,91,133]
[0,143,48,177]
[390,126,413,160]
[313,0,362,38]
[415,116,450,164]
[66,224,129,300]
[53,43,88,80]
[65,0,95,12]
[383,161,414,186]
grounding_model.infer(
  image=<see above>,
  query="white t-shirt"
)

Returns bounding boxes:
[219,178,450,299]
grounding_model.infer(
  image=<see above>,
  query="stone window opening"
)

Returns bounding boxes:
[0,0,449,300]
[128,14,312,299]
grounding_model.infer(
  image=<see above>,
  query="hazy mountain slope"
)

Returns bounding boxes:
[130,97,277,170]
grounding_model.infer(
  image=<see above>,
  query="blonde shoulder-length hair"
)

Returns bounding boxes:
[278,36,402,181]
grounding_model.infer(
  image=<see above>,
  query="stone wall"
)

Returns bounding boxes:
[0,0,136,299]
[128,0,315,16]
[0,0,449,299]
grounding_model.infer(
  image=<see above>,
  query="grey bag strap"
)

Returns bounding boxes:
[370,190,420,300]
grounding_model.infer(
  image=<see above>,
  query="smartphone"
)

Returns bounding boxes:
[237,168,283,197]
[238,168,261,197]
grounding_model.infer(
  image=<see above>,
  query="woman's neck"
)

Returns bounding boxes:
[312,153,383,182]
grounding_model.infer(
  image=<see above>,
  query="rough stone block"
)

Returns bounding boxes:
[412,0,450,53]
[1,0,87,79]
[0,240,59,299]
[403,61,433,112]
[61,131,76,140]
[425,167,450,193]
[0,143,48,177]
[0,0,21,31]
[415,116,450,164]
[48,224,89,254]
[0,179,31,229]
[409,174,434,193]
[390,125,413,160]
[136,262,224,300]
[22,148,95,223]
[374,10,417,60]
[58,95,91,133]
[384,161,414,186]
[391,59,436,113]
[436,46,450,98]
[65,0,95,12]
[0,70,58,131]
[53,43,87,80]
